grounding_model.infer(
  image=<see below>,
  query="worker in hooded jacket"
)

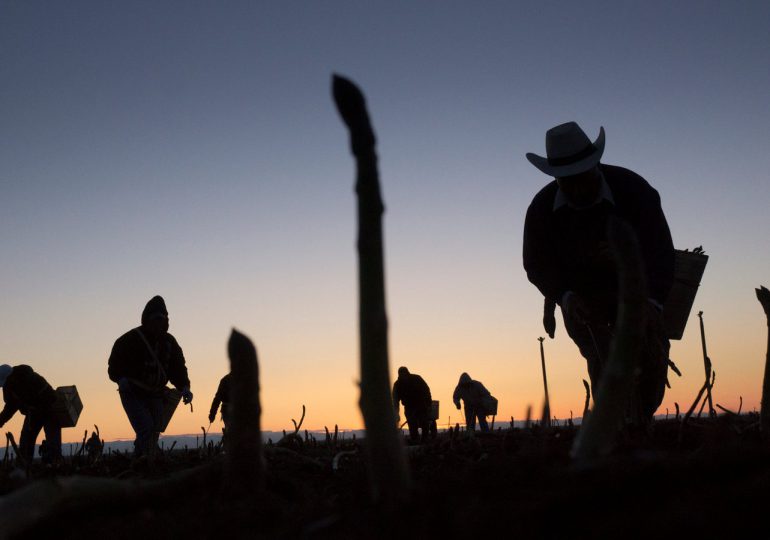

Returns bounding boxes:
[0,364,62,462]
[452,372,493,432]
[108,296,192,456]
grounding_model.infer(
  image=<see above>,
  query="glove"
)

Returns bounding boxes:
[181,388,193,404]
[208,412,216,423]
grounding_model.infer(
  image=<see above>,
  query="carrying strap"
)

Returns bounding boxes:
[134,328,168,390]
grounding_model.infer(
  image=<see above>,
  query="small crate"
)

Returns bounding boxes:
[430,400,440,421]
[159,387,182,433]
[663,250,709,340]
[53,386,83,428]
[484,396,498,416]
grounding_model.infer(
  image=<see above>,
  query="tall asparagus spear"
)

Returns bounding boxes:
[332,74,411,504]
[571,216,647,462]
[226,329,263,492]
[756,286,770,436]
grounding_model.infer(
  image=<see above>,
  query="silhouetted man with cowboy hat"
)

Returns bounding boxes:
[523,122,675,424]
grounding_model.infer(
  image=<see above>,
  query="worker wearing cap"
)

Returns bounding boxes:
[392,366,435,443]
[522,122,675,424]
[108,295,192,455]
[0,364,62,462]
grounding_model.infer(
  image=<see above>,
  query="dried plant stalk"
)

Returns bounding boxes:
[333,73,410,505]
[697,311,716,418]
[571,217,647,461]
[538,337,551,428]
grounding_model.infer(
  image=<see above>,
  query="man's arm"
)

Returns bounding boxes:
[452,384,462,408]
[635,186,675,305]
[0,403,18,427]
[167,336,191,391]
[392,382,400,411]
[107,337,127,383]
[523,198,569,304]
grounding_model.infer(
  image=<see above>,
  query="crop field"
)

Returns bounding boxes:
[1,412,769,539]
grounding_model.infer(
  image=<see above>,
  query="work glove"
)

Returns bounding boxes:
[181,388,193,404]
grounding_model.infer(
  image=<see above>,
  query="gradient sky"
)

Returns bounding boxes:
[2,1,769,443]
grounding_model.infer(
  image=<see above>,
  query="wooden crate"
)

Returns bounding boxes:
[663,250,709,340]
[159,387,182,433]
[430,400,440,421]
[484,396,499,416]
[53,386,83,428]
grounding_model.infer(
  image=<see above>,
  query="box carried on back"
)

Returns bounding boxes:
[664,248,709,340]
[484,395,499,416]
[430,400,440,421]
[53,386,83,428]
[159,387,182,432]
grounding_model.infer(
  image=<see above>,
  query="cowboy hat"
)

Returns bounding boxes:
[526,122,605,177]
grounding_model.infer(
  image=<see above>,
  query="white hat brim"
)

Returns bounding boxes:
[526,127,605,177]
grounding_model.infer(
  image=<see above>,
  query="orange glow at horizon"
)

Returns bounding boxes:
[3,303,765,446]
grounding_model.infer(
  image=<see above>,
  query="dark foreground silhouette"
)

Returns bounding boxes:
[3,415,770,539]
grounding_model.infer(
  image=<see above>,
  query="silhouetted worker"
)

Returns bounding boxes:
[392,366,434,443]
[0,364,62,462]
[108,296,192,456]
[452,372,492,432]
[208,373,231,428]
[523,122,675,424]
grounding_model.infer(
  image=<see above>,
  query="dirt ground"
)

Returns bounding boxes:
[3,415,769,539]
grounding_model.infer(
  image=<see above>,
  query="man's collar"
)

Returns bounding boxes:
[552,171,614,211]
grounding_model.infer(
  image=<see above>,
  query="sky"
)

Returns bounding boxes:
[1,1,769,443]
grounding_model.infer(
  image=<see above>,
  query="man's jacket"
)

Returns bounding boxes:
[108,327,190,391]
[523,164,675,307]
[393,374,432,413]
[452,373,492,410]
[0,365,57,425]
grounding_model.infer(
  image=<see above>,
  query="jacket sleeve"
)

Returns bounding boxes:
[418,377,432,404]
[635,186,675,305]
[523,198,569,304]
[167,336,191,390]
[209,395,221,418]
[107,336,128,383]
[452,385,462,407]
[392,382,400,410]
[0,402,17,426]
[209,377,226,417]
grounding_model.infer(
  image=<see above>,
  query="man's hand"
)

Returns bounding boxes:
[117,378,131,392]
[181,388,193,405]
[208,412,216,423]
[543,298,557,339]
[562,292,591,324]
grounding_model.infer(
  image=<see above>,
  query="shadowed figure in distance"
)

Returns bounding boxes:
[392,367,436,443]
[0,364,62,463]
[108,295,193,456]
[523,122,675,425]
[209,373,232,430]
[452,372,494,432]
